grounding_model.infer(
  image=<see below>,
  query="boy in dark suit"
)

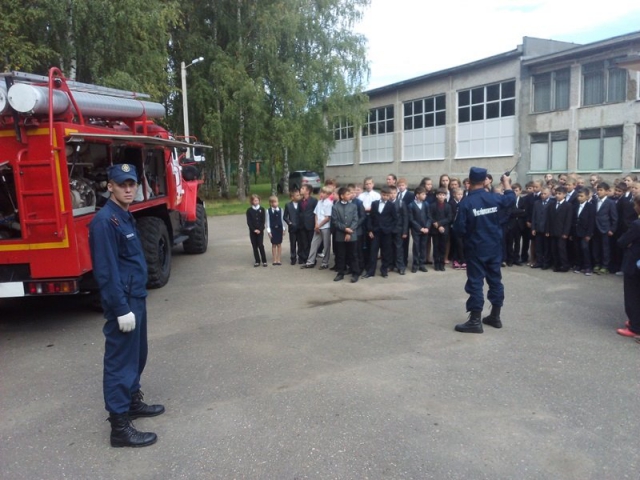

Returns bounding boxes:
[449,188,465,269]
[530,187,551,269]
[408,186,432,273]
[363,186,398,278]
[397,178,414,266]
[572,188,596,275]
[429,188,453,271]
[546,186,572,272]
[592,182,618,274]
[298,184,318,264]
[347,183,367,274]
[505,183,527,266]
[389,185,409,275]
[283,189,302,265]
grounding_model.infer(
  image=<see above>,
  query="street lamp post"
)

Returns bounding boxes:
[180,56,204,158]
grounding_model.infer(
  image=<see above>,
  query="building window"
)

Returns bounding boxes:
[403,95,446,161]
[458,80,515,123]
[456,80,516,158]
[582,60,627,106]
[332,117,353,141]
[328,118,355,166]
[361,106,394,164]
[362,106,394,136]
[578,126,623,171]
[530,131,568,171]
[532,68,570,112]
[404,95,446,130]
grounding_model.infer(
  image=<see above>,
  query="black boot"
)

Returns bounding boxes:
[108,413,157,448]
[455,311,483,333]
[128,390,165,419]
[482,305,502,328]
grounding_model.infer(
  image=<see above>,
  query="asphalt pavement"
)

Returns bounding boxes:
[1,214,638,479]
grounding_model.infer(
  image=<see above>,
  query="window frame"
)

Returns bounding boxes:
[403,94,446,131]
[532,68,570,113]
[458,79,516,124]
[362,105,394,137]
[332,117,354,141]
[529,131,569,172]
[577,126,623,171]
[582,59,627,106]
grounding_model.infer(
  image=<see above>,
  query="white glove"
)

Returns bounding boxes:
[117,312,136,332]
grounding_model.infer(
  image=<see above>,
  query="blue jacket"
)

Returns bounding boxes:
[453,188,515,256]
[89,200,148,317]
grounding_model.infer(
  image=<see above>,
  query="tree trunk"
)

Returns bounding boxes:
[270,156,277,197]
[236,109,246,201]
[282,146,290,196]
[65,0,77,80]
[217,143,229,198]
[215,100,229,198]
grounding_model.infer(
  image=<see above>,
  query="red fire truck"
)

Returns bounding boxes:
[0,68,209,299]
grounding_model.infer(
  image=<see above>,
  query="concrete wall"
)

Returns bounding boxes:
[519,38,640,184]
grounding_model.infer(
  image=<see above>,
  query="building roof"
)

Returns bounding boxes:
[365,47,523,97]
[522,30,640,66]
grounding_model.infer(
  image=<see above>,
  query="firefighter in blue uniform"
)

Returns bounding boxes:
[452,167,515,333]
[89,164,164,447]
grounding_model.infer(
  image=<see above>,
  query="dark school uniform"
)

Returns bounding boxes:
[572,201,595,272]
[365,199,398,276]
[449,197,465,265]
[617,217,640,334]
[428,201,453,268]
[246,206,267,264]
[399,189,415,265]
[408,200,432,269]
[332,201,360,277]
[284,200,302,264]
[267,207,284,245]
[593,196,618,270]
[392,196,409,272]
[546,199,572,271]
[298,195,318,262]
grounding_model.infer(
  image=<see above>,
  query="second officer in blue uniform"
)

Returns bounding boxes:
[452,167,515,333]
[89,164,164,447]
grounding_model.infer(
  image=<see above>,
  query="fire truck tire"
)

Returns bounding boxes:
[137,216,171,289]
[183,204,208,254]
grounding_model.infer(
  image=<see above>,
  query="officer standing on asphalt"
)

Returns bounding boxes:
[452,167,515,333]
[89,164,164,448]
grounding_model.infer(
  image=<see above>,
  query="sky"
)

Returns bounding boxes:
[355,0,640,90]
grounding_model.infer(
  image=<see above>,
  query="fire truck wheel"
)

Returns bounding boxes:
[137,216,172,289]
[183,204,208,254]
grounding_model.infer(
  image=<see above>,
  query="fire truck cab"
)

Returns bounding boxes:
[0,69,210,299]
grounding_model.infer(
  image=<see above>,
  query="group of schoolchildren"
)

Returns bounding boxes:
[499,173,639,277]
[246,174,470,282]
[246,171,639,279]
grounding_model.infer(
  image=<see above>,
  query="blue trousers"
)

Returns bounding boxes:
[464,254,504,312]
[103,297,148,414]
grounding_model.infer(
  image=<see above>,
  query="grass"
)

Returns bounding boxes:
[204,183,289,216]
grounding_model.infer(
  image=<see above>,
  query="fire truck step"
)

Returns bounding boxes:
[173,234,189,245]
[21,190,55,197]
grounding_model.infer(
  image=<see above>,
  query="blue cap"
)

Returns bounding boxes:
[469,167,487,183]
[108,164,138,184]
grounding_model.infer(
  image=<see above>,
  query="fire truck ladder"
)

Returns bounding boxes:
[13,146,66,240]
